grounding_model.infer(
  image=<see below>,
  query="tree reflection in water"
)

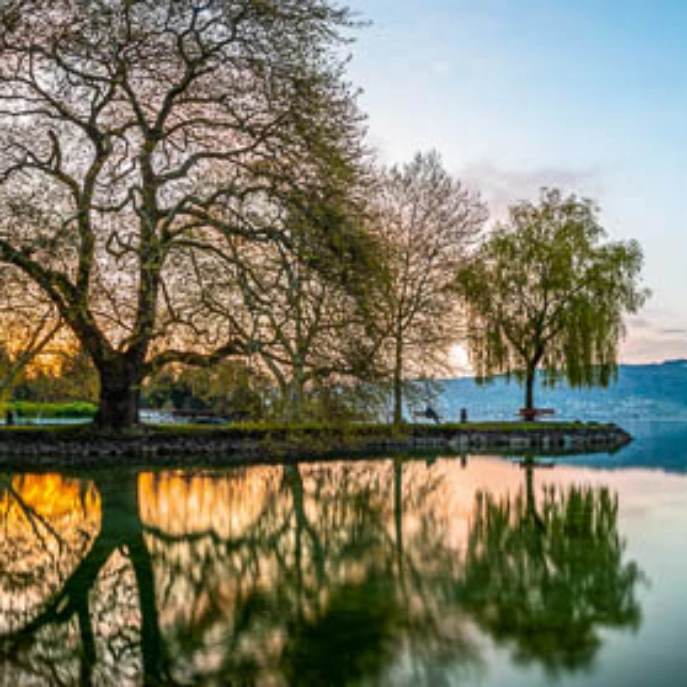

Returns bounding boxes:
[147,460,479,686]
[0,458,644,685]
[460,462,644,675]
[0,472,170,685]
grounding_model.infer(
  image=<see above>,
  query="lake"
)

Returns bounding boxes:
[1,422,686,686]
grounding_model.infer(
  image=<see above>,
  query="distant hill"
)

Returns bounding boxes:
[435,360,687,423]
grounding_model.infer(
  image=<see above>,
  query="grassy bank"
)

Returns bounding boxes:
[1,401,97,420]
[147,420,613,436]
[0,419,613,436]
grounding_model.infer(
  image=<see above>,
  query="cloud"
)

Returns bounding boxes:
[460,160,604,221]
[621,336,687,364]
[622,312,687,362]
[626,308,687,336]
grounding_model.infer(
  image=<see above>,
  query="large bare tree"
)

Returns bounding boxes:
[0,0,365,430]
[371,152,486,425]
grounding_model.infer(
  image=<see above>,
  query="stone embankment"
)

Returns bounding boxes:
[0,423,632,469]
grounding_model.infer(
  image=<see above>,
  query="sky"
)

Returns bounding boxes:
[346,0,687,366]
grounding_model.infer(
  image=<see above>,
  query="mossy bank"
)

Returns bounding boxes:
[0,422,632,469]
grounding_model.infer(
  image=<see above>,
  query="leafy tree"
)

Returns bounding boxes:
[144,359,270,419]
[455,189,647,414]
[12,343,99,404]
[195,196,385,423]
[0,0,365,430]
[371,152,486,425]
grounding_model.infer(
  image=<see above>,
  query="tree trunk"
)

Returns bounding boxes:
[524,366,536,419]
[94,357,143,432]
[393,458,404,563]
[288,363,306,424]
[392,371,403,427]
[392,335,404,427]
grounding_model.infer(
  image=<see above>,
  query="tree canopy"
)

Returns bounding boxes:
[455,188,648,412]
[0,0,366,429]
[0,3,651,431]
[370,152,486,424]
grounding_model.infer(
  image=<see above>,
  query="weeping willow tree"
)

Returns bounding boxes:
[455,188,648,414]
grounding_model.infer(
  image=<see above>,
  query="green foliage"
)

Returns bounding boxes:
[455,188,648,402]
[143,361,270,421]
[12,349,98,404]
[0,419,611,437]
[143,359,393,426]
[268,380,391,425]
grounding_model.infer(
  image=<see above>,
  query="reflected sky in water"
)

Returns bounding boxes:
[0,423,686,686]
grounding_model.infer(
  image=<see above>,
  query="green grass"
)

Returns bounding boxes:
[108,420,615,437]
[1,401,97,419]
[0,419,615,437]
[0,424,79,433]
[411,421,612,432]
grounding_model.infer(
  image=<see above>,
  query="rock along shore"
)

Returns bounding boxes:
[0,422,632,470]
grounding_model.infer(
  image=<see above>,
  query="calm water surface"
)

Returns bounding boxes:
[1,422,687,686]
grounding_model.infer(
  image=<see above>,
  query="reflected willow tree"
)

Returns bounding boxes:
[459,464,644,675]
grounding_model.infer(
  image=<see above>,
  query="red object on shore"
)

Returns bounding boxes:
[517,408,556,421]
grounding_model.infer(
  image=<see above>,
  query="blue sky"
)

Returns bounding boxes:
[346,0,687,364]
